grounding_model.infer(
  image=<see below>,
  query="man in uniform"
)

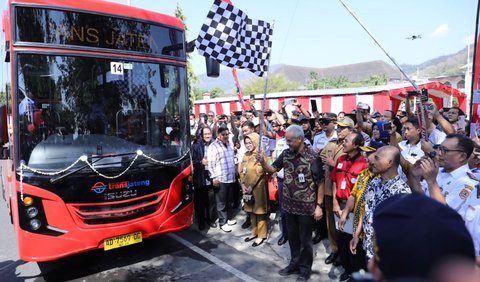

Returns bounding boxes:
[319,117,354,265]
[415,134,480,265]
[311,113,337,244]
[312,113,337,152]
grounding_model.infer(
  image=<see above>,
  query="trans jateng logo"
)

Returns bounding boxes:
[91,180,150,194]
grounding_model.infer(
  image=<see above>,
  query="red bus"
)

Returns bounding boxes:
[0,0,194,262]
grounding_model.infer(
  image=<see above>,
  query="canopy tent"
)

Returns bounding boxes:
[193,82,466,116]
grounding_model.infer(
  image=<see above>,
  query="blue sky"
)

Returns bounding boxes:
[3,0,478,75]
[107,0,478,75]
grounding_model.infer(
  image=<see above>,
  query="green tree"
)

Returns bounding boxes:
[174,4,198,107]
[209,87,224,98]
[242,74,300,95]
[193,87,206,100]
[307,75,350,90]
[308,71,321,90]
[363,74,387,86]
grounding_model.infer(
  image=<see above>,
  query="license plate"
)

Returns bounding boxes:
[104,231,142,251]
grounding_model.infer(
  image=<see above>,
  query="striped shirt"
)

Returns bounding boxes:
[207,139,236,183]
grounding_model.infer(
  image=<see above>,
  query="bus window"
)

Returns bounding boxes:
[16,54,188,171]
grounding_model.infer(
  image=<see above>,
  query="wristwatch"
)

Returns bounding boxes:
[316,202,324,209]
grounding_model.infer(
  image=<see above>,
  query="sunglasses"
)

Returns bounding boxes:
[396,115,405,118]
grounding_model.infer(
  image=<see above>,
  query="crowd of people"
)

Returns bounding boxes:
[190,95,480,282]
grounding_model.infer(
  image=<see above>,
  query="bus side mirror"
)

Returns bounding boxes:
[0,105,8,147]
[205,57,219,78]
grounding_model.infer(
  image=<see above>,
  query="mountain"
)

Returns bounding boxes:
[194,47,469,93]
[400,47,468,78]
[194,61,402,93]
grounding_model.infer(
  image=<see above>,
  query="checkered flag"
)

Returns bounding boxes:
[195,0,273,77]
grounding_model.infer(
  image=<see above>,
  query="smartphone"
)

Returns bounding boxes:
[458,116,466,131]
[233,110,243,116]
[424,103,435,113]
[382,122,392,131]
[285,98,294,105]
[420,89,429,103]
[310,100,318,113]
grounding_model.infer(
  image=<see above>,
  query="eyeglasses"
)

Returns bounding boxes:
[207,114,214,117]
[433,145,464,154]
[335,126,349,131]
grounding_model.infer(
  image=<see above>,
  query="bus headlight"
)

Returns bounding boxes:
[29,219,42,230]
[25,206,38,218]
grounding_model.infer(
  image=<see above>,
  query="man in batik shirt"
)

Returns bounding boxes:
[362,146,411,259]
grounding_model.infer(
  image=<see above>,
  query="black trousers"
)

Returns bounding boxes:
[336,200,367,274]
[277,178,287,237]
[285,213,313,276]
[194,185,216,225]
[215,182,235,226]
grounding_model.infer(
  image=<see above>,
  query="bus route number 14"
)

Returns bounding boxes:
[111,62,124,75]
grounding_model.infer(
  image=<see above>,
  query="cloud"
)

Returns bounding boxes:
[431,24,449,38]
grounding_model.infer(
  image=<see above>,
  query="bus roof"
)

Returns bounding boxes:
[9,0,184,29]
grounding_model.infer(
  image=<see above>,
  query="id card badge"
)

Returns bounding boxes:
[298,173,305,183]
[340,179,347,190]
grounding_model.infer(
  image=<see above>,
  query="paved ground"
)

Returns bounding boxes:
[0,198,344,282]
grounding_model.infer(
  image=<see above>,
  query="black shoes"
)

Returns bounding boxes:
[252,239,265,247]
[278,265,300,276]
[312,233,326,244]
[241,219,251,229]
[209,222,217,228]
[244,236,258,242]
[277,236,288,246]
[325,252,338,264]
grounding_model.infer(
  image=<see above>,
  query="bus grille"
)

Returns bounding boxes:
[71,195,162,225]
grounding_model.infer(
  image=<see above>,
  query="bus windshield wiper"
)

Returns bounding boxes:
[49,152,138,184]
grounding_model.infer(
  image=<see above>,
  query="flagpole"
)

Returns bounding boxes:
[338,0,419,93]
[259,21,275,152]
[338,0,430,139]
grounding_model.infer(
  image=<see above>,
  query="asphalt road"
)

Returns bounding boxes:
[0,196,342,282]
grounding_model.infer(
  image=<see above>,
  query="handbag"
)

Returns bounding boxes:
[268,175,278,202]
[243,193,255,204]
[242,174,264,205]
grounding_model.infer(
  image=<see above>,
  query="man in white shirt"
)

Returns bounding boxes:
[413,134,480,264]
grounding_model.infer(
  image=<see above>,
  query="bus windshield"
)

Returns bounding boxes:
[16,54,189,170]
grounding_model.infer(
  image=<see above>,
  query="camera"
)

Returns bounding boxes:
[382,122,392,131]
